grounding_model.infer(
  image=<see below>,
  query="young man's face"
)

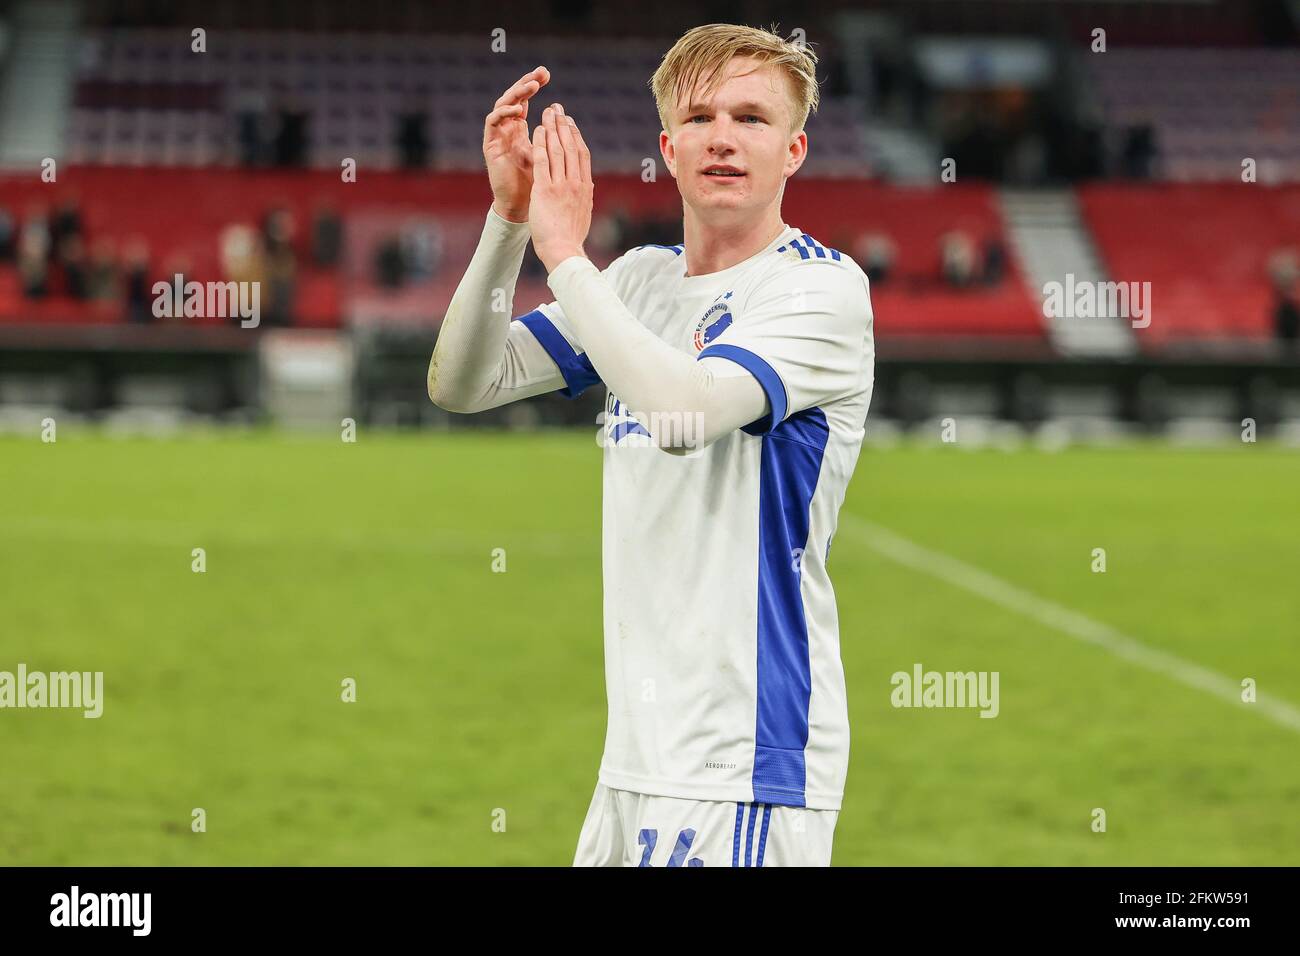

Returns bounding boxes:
[660,56,807,223]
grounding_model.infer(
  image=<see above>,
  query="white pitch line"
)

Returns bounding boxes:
[839,514,1300,735]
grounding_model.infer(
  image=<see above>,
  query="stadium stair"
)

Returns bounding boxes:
[999,188,1135,357]
[0,0,81,169]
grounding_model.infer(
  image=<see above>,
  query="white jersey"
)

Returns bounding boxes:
[515,224,874,811]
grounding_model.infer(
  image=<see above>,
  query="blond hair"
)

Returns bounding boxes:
[649,23,820,135]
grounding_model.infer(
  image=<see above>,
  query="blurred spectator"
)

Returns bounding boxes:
[259,208,298,326]
[589,210,624,262]
[272,99,309,168]
[220,223,267,328]
[18,206,51,298]
[853,231,896,286]
[262,207,295,256]
[0,205,15,261]
[1007,133,1047,186]
[399,217,443,281]
[51,196,84,254]
[869,44,909,120]
[609,207,633,250]
[1268,248,1299,347]
[822,41,851,98]
[375,236,406,288]
[397,96,431,168]
[981,234,1007,286]
[87,237,120,301]
[940,230,978,288]
[61,236,90,300]
[311,203,343,268]
[221,224,264,283]
[1121,123,1157,179]
[234,89,269,167]
[946,114,1004,181]
[123,238,152,324]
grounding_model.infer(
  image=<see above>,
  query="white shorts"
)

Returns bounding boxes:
[573,782,839,867]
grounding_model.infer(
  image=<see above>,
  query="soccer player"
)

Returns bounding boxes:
[428,23,874,866]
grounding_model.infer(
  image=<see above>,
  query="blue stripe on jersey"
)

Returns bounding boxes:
[732,803,744,867]
[798,232,843,262]
[695,343,787,436]
[795,234,826,257]
[801,233,827,259]
[636,243,683,255]
[757,804,772,866]
[752,406,830,807]
[782,232,842,260]
[516,308,601,399]
[743,802,757,867]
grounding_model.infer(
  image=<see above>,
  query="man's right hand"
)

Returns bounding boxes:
[484,66,550,224]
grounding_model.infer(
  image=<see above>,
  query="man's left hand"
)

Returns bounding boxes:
[529,102,594,274]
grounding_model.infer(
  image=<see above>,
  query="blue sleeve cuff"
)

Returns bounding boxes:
[517,308,602,399]
[696,343,788,435]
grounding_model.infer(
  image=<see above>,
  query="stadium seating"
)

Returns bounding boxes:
[784,180,1044,337]
[14,169,1294,348]
[66,31,871,177]
[1085,49,1300,182]
[1077,183,1300,345]
[0,169,1044,337]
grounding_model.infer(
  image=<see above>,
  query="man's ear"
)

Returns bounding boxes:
[785,129,808,179]
[660,130,676,179]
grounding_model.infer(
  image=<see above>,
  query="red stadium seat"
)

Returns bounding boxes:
[1077,183,1300,346]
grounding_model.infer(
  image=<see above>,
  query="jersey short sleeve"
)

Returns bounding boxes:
[514,251,637,399]
[695,258,873,435]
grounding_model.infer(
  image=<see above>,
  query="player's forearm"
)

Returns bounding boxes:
[546,256,766,450]
[427,205,532,411]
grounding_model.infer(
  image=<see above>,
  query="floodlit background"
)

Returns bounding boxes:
[1,0,1298,865]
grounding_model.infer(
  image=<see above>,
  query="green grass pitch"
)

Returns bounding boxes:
[2,429,1296,865]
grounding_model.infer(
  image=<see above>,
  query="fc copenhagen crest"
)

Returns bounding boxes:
[693,292,734,351]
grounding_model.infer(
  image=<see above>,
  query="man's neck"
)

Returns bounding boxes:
[681,206,787,278]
